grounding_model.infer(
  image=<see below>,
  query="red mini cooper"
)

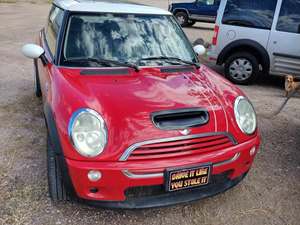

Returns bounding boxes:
[22,0,260,208]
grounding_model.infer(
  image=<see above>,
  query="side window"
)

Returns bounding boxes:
[45,6,64,57]
[277,0,300,33]
[197,0,215,6]
[222,0,277,29]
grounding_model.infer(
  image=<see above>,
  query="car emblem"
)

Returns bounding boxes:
[179,129,191,136]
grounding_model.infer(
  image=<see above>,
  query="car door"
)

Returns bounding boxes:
[38,5,64,101]
[215,0,277,59]
[267,0,300,76]
[189,0,220,21]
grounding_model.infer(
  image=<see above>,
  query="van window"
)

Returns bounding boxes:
[222,0,277,30]
[277,0,300,33]
[45,6,64,56]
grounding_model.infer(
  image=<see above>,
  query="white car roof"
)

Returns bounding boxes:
[53,0,171,15]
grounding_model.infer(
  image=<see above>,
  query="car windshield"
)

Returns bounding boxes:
[62,13,198,67]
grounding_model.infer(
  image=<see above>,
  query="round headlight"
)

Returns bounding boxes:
[68,109,107,157]
[234,96,257,135]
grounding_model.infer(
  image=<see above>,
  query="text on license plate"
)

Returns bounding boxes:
[166,164,211,192]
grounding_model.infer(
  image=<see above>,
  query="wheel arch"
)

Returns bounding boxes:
[43,103,77,198]
[217,39,270,73]
[172,8,190,16]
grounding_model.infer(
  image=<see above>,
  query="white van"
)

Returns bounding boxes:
[208,0,300,84]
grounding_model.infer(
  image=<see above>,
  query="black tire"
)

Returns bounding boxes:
[224,52,259,85]
[193,38,205,46]
[47,134,70,202]
[187,20,196,26]
[34,59,42,98]
[175,11,189,27]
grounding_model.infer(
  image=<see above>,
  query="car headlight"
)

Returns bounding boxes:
[234,96,257,135]
[68,108,107,157]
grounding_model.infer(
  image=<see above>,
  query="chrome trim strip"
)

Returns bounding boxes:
[213,153,240,168]
[122,153,241,179]
[123,170,163,179]
[119,132,237,161]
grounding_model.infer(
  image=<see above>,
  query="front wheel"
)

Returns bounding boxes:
[224,52,259,85]
[174,11,189,27]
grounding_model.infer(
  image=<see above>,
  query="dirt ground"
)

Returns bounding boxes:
[0,1,299,225]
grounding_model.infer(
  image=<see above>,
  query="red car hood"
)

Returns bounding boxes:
[54,66,240,161]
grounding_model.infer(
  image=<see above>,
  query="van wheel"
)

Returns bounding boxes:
[175,12,189,27]
[187,20,196,26]
[47,134,70,202]
[34,59,42,98]
[224,52,259,85]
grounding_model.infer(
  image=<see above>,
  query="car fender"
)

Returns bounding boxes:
[43,103,77,197]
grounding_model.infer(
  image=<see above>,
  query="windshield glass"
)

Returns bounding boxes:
[62,13,198,67]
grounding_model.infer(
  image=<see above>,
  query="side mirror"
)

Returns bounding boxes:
[298,24,300,34]
[193,44,206,56]
[22,44,45,59]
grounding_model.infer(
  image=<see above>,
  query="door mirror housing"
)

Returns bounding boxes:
[193,44,206,56]
[22,44,45,59]
[298,24,300,34]
[22,43,48,65]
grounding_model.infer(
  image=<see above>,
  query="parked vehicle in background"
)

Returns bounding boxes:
[169,0,220,27]
[208,0,300,84]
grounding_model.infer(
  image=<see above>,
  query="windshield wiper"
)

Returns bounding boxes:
[138,56,200,68]
[64,57,140,71]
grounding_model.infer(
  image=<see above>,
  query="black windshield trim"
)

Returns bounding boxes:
[160,66,195,73]
[64,57,139,71]
[80,68,130,75]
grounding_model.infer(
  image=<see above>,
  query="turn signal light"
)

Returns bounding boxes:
[212,25,219,46]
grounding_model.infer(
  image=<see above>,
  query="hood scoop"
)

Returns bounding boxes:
[151,108,209,130]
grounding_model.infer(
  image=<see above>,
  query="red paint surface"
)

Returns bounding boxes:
[37,33,260,201]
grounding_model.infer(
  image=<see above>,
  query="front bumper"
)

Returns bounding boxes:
[66,135,260,208]
[83,171,248,209]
